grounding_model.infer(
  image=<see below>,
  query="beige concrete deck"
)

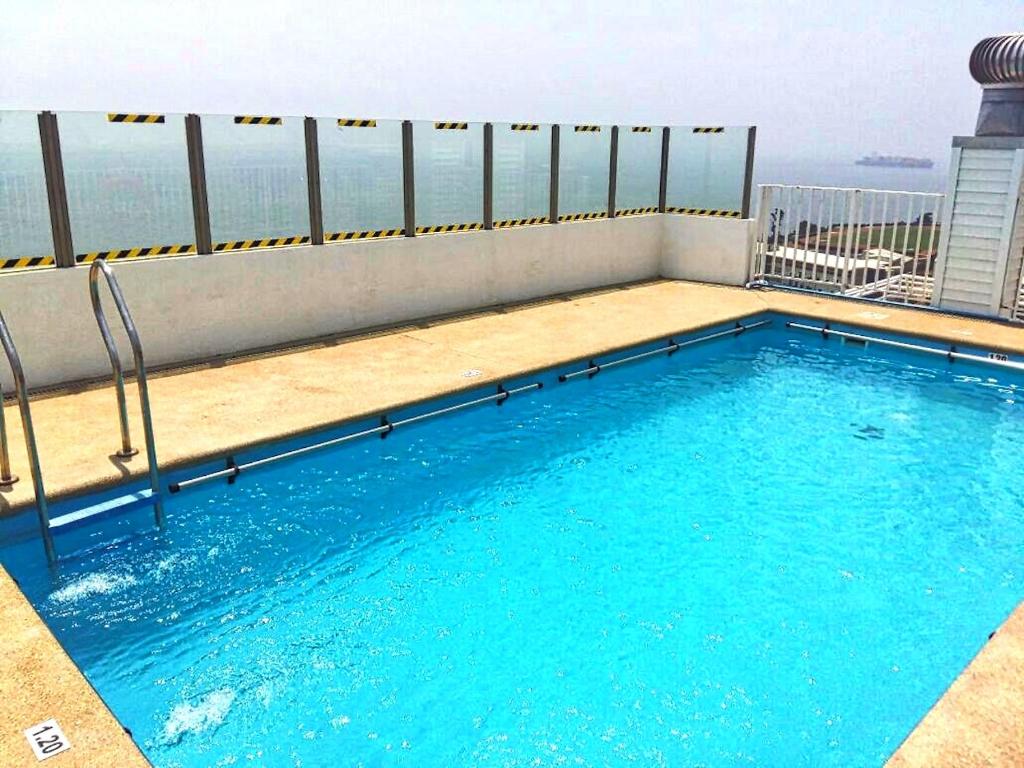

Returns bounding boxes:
[3,279,1024,767]
[4,279,1024,516]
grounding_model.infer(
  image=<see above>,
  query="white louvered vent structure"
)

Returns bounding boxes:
[1010,195,1024,320]
[932,139,1024,317]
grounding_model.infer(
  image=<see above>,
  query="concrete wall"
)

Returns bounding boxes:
[661,214,754,286]
[0,213,757,391]
[0,215,665,390]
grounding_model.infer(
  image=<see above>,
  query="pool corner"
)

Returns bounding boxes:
[0,567,149,767]
[886,601,1024,768]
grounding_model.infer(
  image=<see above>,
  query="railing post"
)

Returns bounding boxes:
[0,309,54,563]
[0,391,17,485]
[402,120,415,237]
[483,122,494,230]
[839,189,861,289]
[184,114,212,255]
[607,125,619,218]
[304,116,324,245]
[750,184,771,281]
[37,111,74,268]
[90,260,164,529]
[658,126,670,213]
[549,124,560,224]
[741,126,757,219]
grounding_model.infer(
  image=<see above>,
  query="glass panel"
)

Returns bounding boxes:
[666,127,748,213]
[615,127,661,212]
[318,118,404,238]
[558,125,610,218]
[492,123,550,224]
[0,111,55,266]
[413,121,483,230]
[59,111,194,260]
[203,114,309,247]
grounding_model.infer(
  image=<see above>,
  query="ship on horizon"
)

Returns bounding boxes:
[855,152,934,169]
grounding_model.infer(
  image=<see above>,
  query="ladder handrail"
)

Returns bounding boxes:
[89,260,164,528]
[0,309,55,562]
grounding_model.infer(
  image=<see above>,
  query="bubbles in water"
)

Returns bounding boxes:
[152,553,196,581]
[49,571,137,604]
[161,688,236,745]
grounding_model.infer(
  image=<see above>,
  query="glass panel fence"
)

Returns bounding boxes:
[59,111,194,264]
[615,126,661,214]
[0,111,55,269]
[413,121,483,232]
[666,126,748,216]
[318,118,404,240]
[492,123,550,226]
[0,111,758,272]
[203,114,309,250]
[558,124,610,220]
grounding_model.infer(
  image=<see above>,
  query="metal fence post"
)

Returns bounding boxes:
[741,126,757,219]
[839,189,860,289]
[750,185,771,281]
[184,114,212,254]
[37,111,74,268]
[402,120,416,237]
[607,125,619,218]
[304,116,324,245]
[483,122,494,230]
[549,124,560,223]
[658,126,671,213]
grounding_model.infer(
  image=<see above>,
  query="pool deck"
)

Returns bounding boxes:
[888,603,1024,767]
[3,278,1024,766]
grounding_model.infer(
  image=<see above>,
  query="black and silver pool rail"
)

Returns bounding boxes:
[557,320,772,382]
[787,321,1024,371]
[169,381,543,493]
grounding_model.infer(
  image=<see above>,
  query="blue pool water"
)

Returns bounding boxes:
[3,321,1024,768]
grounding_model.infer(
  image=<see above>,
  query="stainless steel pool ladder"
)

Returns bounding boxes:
[89,259,164,528]
[0,308,55,562]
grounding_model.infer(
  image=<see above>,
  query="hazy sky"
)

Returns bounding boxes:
[0,0,1018,162]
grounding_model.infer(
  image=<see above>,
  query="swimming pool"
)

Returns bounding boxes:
[3,315,1023,767]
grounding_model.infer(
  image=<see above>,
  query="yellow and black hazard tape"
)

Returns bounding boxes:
[234,116,283,125]
[557,211,608,222]
[76,244,195,264]
[666,207,741,218]
[510,124,539,131]
[214,236,310,252]
[493,216,549,228]
[434,122,468,130]
[325,228,404,241]
[0,255,55,270]
[415,222,482,235]
[631,126,652,133]
[692,126,725,134]
[574,125,601,132]
[616,207,658,216]
[107,113,165,124]
[337,119,377,127]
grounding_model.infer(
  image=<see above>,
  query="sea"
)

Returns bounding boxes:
[753,156,946,196]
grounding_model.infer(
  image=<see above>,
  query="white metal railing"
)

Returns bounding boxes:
[749,184,945,306]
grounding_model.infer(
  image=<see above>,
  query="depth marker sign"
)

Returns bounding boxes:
[24,719,71,761]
